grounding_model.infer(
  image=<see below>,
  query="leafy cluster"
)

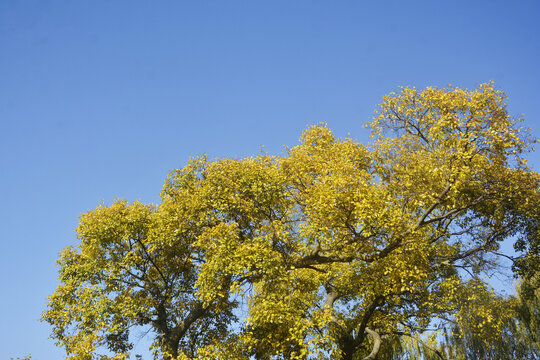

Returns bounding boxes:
[43,83,540,359]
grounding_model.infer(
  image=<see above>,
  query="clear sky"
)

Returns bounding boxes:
[1,1,539,359]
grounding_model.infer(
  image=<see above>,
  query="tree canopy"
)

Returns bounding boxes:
[43,83,540,360]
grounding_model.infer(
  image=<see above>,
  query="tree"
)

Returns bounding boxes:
[431,276,540,360]
[42,198,237,360]
[44,83,539,359]
[357,275,540,360]
[516,274,540,355]
[186,83,539,359]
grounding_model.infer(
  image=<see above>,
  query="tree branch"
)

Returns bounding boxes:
[446,228,506,263]
[324,287,340,309]
[420,194,485,228]
[353,295,384,348]
[361,327,381,360]
[414,183,452,230]
[173,302,207,340]
[134,236,169,286]
[294,252,354,269]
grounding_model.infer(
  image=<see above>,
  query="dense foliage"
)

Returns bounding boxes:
[43,83,540,359]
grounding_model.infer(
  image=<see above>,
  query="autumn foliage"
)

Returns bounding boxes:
[43,83,540,359]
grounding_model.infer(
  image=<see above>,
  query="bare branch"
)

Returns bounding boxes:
[489,250,516,262]
[446,228,507,264]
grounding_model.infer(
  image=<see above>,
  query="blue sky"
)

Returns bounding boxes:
[1,1,539,359]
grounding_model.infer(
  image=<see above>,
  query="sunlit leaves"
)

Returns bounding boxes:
[44,83,539,360]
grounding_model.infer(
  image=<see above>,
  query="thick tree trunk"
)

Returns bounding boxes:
[339,335,358,360]
[162,338,179,360]
[339,328,381,360]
